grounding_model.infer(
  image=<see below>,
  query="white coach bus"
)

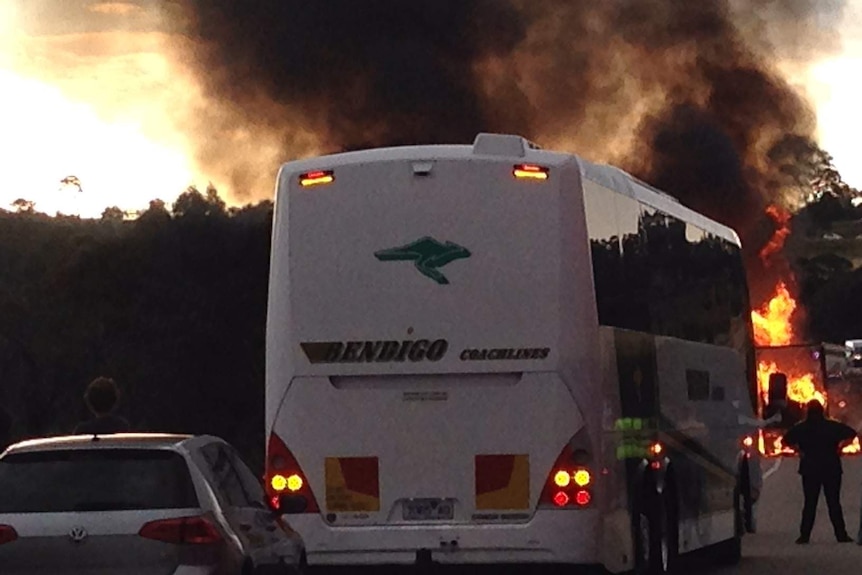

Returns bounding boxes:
[264,134,762,573]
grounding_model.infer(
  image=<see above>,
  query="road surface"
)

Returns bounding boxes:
[706,456,862,573]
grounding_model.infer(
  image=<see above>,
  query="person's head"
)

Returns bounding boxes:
[84,377,120,417]
[806,399,825,421]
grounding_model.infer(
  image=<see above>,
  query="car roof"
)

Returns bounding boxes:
[1,433,201,456]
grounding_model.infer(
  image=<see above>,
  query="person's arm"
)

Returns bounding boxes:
[839,422,857,442]
[782,425,800,448]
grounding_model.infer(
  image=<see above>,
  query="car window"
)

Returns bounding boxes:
[0,449,198,513]
[201,443,255,508]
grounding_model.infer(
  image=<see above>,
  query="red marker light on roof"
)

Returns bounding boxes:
[299,170,334,187]
[513,164,549,180]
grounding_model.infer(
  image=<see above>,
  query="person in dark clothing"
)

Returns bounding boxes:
[73,377,131,435]
[782,399,857,544]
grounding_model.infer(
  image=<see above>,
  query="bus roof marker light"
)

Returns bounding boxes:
[299,170,334,187]
[513,164,549,180]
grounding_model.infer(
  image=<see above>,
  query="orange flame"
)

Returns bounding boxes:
[756,360,825,406]
[843,437,861,454]
[751,281,796,346]
[758,205,792,264]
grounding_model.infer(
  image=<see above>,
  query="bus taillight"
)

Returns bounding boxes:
[265,432,320,514]
[573,469,591,487]
[539,443,593,508]
[574,490,591,506]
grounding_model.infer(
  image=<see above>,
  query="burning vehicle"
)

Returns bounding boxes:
[756,342,862,457]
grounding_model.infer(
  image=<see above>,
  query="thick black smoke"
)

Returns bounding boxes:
[181,1,531,150]
[180,0,846,303]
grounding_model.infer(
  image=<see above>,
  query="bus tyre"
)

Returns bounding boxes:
[635,491,672,575]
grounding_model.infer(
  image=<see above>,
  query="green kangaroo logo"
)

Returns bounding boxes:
[374,237,471,285]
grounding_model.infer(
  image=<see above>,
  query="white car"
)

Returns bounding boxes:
[0,433,304,574]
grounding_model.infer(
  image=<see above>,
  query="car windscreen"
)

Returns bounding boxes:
[0,449,199,513]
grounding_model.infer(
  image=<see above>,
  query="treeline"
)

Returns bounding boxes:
[1,186,861,472]
[0,187,272,471]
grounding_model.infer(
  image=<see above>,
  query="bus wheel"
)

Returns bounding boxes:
[635,492,670,575]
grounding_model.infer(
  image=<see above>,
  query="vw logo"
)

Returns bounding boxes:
[68,526,88,543]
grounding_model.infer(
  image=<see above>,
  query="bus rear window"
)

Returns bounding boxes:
[0,449,199,513]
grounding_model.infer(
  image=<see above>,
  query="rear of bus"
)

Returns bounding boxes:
[264,134,605,568]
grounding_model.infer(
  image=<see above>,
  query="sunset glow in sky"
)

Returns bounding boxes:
[0,1,860,218]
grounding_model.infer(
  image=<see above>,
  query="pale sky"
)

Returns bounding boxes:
[807,0,862,190]
[0,0,860,218]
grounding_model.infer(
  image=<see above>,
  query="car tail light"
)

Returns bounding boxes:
[539,443,593,508]
[139,516,221,544]
[0,525,18,545]
[265,431,319,513]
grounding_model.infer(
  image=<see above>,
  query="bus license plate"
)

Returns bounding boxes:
[403,498,455,521]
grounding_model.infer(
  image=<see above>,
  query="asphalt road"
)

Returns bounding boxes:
[703,456,862,574]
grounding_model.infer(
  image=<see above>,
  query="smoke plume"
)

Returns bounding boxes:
[177,0,846,299]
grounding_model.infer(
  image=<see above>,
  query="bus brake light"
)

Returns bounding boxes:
[513,164,549,180]
[553,491,570,507]
[299,170,334,187]
[575,490,591,506]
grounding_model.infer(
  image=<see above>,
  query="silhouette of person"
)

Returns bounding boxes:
[782,399,856,544]
[73,377,131,435]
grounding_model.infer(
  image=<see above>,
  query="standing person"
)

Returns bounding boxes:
[782,399,856,543]
[73,377,131,435]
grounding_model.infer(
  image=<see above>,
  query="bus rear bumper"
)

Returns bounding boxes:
[300,509,603,567]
